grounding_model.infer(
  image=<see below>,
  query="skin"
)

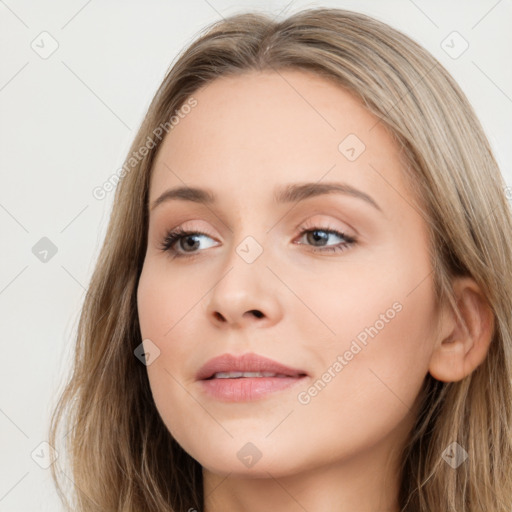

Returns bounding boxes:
[136,70,494,512]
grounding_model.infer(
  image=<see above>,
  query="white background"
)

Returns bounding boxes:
[0,0,511,510]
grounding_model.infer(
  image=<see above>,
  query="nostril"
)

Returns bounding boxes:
[212,310,264,322]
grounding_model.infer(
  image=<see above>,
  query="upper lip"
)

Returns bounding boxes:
[196,352,308,380]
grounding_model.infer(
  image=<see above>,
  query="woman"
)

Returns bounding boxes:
[49,7,512,511]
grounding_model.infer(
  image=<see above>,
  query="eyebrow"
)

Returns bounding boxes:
[150,181,382,212]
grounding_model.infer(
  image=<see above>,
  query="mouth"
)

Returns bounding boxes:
[196,352,308,402]
[196,352,308,381]
[205,371,304,379]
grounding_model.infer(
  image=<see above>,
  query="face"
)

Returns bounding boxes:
[137,70,439,478]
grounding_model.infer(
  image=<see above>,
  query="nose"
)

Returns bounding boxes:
[205,252,284,329]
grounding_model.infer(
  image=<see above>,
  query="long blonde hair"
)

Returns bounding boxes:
[49,7,512,511]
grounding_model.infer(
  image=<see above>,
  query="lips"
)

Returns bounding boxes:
[196,352,309,402]
[196,352,308,381]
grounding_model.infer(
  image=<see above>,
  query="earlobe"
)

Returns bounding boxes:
[428,276,495,383]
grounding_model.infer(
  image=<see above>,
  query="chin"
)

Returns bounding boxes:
[188,442,312,479]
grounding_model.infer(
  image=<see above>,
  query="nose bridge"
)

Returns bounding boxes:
[223,205,273,270]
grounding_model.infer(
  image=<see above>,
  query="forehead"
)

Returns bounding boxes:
[149,69,409,212]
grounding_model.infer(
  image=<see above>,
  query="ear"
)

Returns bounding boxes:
[429,276,495,382]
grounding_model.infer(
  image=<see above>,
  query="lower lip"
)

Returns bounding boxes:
[199,376,307,402]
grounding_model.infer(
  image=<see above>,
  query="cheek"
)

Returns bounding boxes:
[298,258,437,431]
[274,288,436,473]
[289,243,437,431]
[318,300,434,409]
[136,261,210,441]
[137,260,203,338]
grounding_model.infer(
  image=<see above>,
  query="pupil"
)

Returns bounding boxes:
[183,235,200,251]
[308,230,327,246]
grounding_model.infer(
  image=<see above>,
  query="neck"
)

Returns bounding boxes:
[202,435,404,512]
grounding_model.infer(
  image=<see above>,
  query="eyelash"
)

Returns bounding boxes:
[159,224,357,259]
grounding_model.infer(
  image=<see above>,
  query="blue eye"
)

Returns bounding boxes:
[159,226,356,259]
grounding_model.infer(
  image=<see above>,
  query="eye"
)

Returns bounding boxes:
[159,227,217,258]
[294,225,356,254]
